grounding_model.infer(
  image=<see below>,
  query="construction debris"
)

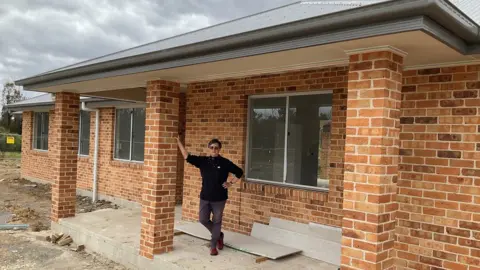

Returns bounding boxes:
[57,235,73,246]
[47,233,84,252]
[50,233,63,244]
[255,256,269,263]
[71,244,85,252]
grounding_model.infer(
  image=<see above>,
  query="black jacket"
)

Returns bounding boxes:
[186,154,243,201]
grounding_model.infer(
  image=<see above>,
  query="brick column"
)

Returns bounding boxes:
[342,47,405,270]
[51,92,80,222]
[140,80,180,259]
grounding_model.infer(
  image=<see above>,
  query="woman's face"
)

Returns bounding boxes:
[209,143,221,157]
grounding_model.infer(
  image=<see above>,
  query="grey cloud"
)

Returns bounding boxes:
[0,0,294,97]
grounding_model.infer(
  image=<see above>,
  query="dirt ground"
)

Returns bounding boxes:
[0,158,119,231]
[0,157,126,270]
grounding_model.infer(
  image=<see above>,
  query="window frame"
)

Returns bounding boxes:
[245,90,333,192]
[78,110,91,157]
[32,111,49,151]
[113,107,145,163]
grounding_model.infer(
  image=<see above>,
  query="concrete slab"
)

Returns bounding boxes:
[308,222,342,243]
[251,223,341,266]
[175,222,301,260]
[52,206,338,270]
[269,217,341,243]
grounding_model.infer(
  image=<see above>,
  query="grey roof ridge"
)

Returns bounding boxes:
[15,0,480,88]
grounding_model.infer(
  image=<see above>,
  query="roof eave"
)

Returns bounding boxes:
[15,0,480,89]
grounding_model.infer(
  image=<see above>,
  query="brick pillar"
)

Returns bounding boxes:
[342,48,405,270]
[51,92,80,222]
[140,80,180,259]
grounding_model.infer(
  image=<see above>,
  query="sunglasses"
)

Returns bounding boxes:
[209,145,220,150]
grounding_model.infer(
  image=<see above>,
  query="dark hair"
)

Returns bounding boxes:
[208,138,222,148]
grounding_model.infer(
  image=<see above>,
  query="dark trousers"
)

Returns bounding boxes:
[199,199,226,248]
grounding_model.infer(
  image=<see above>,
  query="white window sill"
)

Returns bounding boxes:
[245,178,329,193]
[113,158,144,164]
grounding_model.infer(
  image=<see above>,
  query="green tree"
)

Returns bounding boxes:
[1,81,24,133]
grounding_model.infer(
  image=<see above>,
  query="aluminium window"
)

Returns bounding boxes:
[246,92,333,190]
[78,110,91,156]
[114,108,145,162]
[33,112,49,151]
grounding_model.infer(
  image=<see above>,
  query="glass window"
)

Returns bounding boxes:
[79,111,91,155]
[33,112,49,150]
[132,108,145,161]
[247,93,333,189]
[114,108,145,161]
[247,98,286,183]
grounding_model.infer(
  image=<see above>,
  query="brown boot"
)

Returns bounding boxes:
[210,247,218,256]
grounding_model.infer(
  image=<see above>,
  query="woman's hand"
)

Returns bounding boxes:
[222,181,233,189]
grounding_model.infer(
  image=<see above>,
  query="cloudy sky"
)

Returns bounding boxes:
[0,0,293,98]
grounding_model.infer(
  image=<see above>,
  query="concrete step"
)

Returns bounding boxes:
[269,217,341,244]
[251,222,341,266]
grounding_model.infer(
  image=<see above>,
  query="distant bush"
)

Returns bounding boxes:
[0,133,22,152]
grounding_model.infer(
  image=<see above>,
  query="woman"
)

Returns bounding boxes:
[176,136,243,256]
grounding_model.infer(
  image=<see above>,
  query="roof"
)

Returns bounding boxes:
[6,94,105,111]
[14,0,480,89]
[10,94,93,107]
[6,93,145,111]
[41,0,387,75]
[454,0,480,24]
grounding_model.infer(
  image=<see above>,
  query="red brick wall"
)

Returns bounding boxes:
[182,66,348,233]
[396,64,480,269]
[176,93,187,204]
[21,110,54,182]
[22,101,187,205]
[77,108,144,203]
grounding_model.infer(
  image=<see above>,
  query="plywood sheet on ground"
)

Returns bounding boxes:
[174,222,301,260]
[251,223,341,266]
[269,217,341,243]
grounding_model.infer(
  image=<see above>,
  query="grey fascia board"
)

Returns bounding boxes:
[422,16,468,54]
[467,44,480,54]
[20,16,466,90]
[6,102,54,109]
[6,97,108,110]
[84,100,145,109]
[7,105,53,112]
[15,0,479,88]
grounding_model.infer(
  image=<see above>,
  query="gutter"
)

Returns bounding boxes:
[81,102,100,203]
[15,0,480,88]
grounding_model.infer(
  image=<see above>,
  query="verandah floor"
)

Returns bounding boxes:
[51,205,338,270]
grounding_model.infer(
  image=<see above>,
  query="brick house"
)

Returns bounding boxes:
[8,0,480,269]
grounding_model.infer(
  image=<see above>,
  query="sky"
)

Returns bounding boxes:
[0,0,294,98]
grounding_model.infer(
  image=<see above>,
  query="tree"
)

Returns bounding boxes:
[1,81,24,133]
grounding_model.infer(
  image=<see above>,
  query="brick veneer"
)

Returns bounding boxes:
[77,108,145,202]
[182,66,348,233]
[342,50,404,270]
[50,92,80,222]
[21,110,54,182]
[139,80,180,258]
[22,97,187,205]
[396,64,480,270]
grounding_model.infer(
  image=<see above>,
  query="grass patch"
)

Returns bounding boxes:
[1,152,21,159]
